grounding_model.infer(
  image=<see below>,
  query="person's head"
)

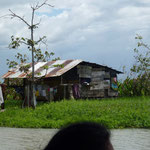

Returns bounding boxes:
[44,122,114,150]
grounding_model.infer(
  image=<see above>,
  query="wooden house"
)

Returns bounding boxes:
[2,59,122,101]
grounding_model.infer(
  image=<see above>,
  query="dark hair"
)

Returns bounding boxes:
[44,122,112,150]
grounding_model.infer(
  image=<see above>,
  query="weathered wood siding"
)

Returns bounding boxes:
[78,67,118,98]
[77,65,92,78]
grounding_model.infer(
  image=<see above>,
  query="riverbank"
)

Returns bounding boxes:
[0,97,150,128]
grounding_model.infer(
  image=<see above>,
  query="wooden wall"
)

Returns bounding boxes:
[78,66,118,98]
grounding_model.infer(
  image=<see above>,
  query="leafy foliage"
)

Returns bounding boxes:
[4,87,22,100]
[118,34,150,96]
[0,97,150,128]
[131,34,150,76]
[7,35,54,73]
[118,76,150,96]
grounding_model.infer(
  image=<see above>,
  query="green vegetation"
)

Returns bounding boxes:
[118,35,150,97]
[117,77,150,97]
[0,97,150,129]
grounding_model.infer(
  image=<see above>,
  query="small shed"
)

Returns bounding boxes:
[2,59,122,101]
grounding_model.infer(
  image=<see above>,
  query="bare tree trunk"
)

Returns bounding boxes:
[31,9,36,108]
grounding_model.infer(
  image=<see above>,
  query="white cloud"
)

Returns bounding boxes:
[1,0,150,80]
[116,6,150,35]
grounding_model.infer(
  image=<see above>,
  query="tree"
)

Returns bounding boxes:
[131,34,150,77]
[118,34,150,96]
[6,0,55,108]
[130,34,150,95]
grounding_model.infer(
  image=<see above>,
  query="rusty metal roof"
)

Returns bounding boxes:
[2,59,122,79]
[2,59,83,79]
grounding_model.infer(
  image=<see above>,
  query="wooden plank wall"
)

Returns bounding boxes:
[79,66,118,98]
[90,69,110,90]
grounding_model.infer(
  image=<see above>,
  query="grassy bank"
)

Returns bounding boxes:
[0,97,150,129]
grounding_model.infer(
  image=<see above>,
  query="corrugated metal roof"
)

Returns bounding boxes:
[2,59,122,79]
[2,59,83,79]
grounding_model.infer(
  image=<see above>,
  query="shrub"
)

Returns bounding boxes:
[4,87,22,100]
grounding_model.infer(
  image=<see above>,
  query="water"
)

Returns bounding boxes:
[0,128,57,150]
[0,128,150,150]
[111,129,150,150]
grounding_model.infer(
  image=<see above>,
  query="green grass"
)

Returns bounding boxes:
[0,97,150,129]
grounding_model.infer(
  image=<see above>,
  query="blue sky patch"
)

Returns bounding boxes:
[36,8,70,17]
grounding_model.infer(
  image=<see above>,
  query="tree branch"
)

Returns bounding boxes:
[0,14,10,19]
[32,0,54,10]
[9,9,31,27]
[35,36,46,44]
[19,40,28,45]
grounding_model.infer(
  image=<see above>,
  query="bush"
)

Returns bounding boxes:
[4,87,22,100]
[118,74,150,97]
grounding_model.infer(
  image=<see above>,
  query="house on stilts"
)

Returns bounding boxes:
[2,59,122,102]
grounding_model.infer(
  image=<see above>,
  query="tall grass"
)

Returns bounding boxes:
[0,97,150,129]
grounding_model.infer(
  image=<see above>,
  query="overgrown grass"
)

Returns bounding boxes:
[0,97,150,129]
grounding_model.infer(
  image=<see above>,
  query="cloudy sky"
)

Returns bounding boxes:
[1,0,150,81]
